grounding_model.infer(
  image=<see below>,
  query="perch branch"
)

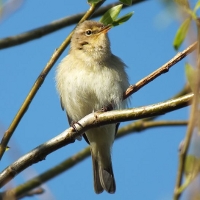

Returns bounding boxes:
[0,93,193,188]
[2,120,187,198]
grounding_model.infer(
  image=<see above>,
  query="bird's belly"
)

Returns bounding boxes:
[61,67,125,121]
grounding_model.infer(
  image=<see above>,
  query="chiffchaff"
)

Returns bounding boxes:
[56,20,129,194]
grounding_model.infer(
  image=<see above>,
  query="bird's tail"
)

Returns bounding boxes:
[91,151,116,194]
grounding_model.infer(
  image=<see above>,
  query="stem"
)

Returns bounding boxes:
[0,1,105,161]
[124,42,197,99]
[173,22,200,200]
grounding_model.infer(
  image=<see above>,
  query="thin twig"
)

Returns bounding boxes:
[173,30,200,200]
[0,1,105,161]
[2,119,187,198]
[2,187,44,200]
[0,93,193,188]
[123,42,197,99]
[118,120,188,135]
[0,0,146,49]
[5,147,90,199]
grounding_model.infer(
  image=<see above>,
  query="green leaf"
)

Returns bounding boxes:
[185,63,196,92]
[177,155,200,195]
[100,4,123,25]
[184,155,199,176]
[194,0,200,13]
[112,12,134,26]
[120,0,132,6]
[173,18,191,50]
[87,0,101,4]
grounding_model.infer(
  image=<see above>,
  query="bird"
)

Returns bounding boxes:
[56,20,129,194]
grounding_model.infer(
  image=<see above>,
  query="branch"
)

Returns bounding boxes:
[173,24,200,200]
[131,84,191,125]
[118,120,188,136]
[0,93,193,188]
[0,0,146,49]
[0,41,196,162]
[1,85,190,197]
[2,120,187,198]
[0,1,105,160]
[2,187,44,200]
[124,42,197,99]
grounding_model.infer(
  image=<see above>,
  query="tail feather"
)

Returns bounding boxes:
[100,165,116,194]
[92,155,104,194]
[92,152,116,194]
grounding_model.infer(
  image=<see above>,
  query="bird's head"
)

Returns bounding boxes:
[70,20,112,61]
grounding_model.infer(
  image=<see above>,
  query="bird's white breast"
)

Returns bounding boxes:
[56,53,129,121]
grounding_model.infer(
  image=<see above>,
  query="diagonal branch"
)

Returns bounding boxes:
[0,0,146,49]
[0,93,193,188]
[0,0,105,161]
[124,42,197,99]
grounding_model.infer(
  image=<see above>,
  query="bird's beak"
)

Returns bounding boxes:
[99,24,112,34]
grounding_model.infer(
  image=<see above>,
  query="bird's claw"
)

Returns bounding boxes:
[71,121,83,141]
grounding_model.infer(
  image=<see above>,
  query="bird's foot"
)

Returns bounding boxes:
[71,121,83,141]
[94,104,114,117]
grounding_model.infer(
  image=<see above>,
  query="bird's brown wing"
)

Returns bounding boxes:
[60,96,73,125]
[60,96,64,111]
[60,96,87,142]
[115,123,120,137]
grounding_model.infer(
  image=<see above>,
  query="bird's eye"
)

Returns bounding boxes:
[85,29,92,36]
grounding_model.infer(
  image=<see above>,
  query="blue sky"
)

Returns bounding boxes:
[0,1,194,200]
